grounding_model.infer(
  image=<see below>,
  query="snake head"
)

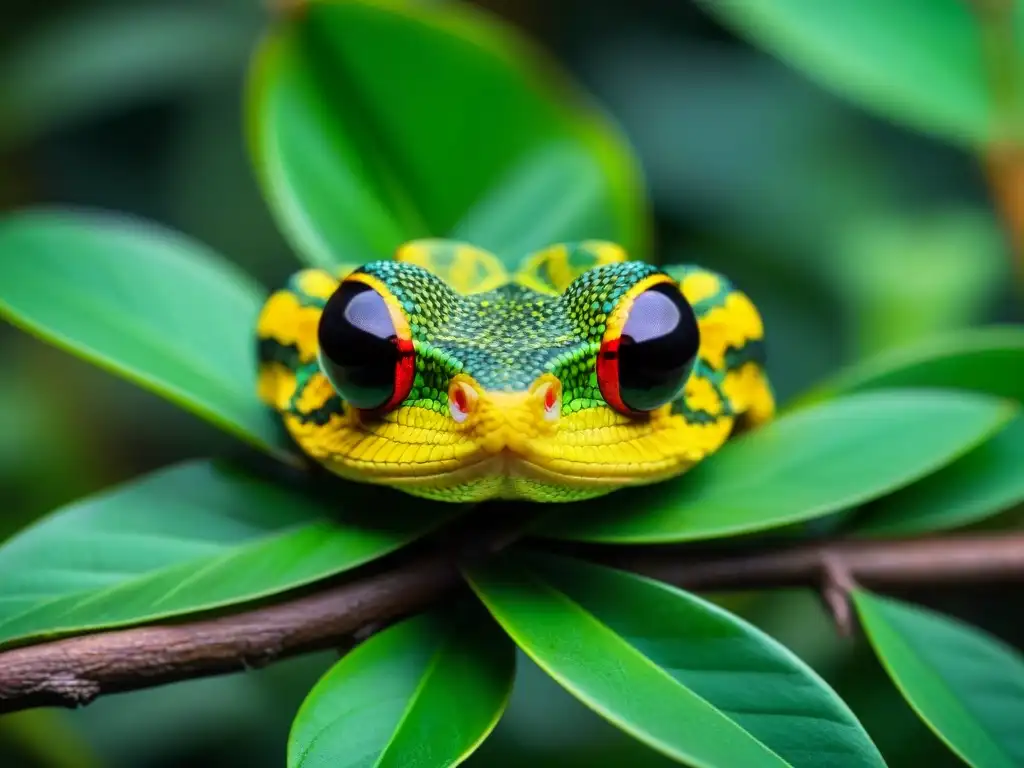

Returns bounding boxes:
[264,240,773,502]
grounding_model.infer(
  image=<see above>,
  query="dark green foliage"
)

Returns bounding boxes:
[1,1,1023,766]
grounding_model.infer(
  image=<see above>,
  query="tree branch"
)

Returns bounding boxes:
[2,533,1024,714]
[0,554,460,713]
[590,533,1024,590]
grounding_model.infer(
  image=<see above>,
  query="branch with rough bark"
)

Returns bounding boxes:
[2,532,1023,714]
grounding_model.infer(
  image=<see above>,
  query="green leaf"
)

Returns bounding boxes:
[0,460,459,648]
[535,389,1015,544]
[853,590,1024,768]
[798,326,1024,406]
[0,208,287,458]
[0,5,252,148]
[247,0,647,269]
[799,328,1024,535]
[854,415,1024,535]
[696,0,993,147]
[288,603,514,768]
[466,552,885,768]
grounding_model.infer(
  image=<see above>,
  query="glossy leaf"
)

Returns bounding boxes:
[855,416,1024,535]
[798,325,1024,406]
[854,590,1024,767]
[247,0,647,270]
[0,460,458,648]
[801,327,1024,535]
[0,208,287,458]
[697,0,994,147]
[466,552,885,768]
[535,389,1015,544]
[584,38,886,258]
[288,604,514,768]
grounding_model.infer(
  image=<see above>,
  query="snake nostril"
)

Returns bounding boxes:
[448,380,477,424]
[540,381,561,422]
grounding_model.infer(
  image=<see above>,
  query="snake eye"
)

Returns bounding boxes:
[317,280,414,413]
[597,281,700,415]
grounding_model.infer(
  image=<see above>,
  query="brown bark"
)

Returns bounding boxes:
[3,533,1023,713]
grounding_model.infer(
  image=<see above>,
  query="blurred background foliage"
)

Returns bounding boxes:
[0,1,1020,766]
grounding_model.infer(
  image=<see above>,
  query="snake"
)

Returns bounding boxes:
[256,240,774,503]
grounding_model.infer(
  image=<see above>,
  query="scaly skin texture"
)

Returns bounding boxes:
[256,240,774,502]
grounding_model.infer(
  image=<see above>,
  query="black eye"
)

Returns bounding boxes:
[597,282,700,414]
[317,280,414,413]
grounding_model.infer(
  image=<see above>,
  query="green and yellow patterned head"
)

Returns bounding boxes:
[257,240,774,502]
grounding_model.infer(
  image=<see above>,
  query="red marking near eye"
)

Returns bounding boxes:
[454,385,469,414]
[544,386,557,410]
[379,336,415,414]
[597,336,633,415]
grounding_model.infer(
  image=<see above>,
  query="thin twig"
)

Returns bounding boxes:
[819,553,858,636]
[2,533,1023,714]
[593,534,1024,590]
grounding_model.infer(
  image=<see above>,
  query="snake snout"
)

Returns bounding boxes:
[448,374,562,457]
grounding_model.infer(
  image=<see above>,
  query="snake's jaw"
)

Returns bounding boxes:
[437,373,732,499]
[450,373,562,458]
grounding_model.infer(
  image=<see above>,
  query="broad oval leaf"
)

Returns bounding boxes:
[535,389,1015,544]
[0,460,460,648]
[288,604,514,768]
[798,327,1024,535]
[466,552,886,768]
[0,208,286,458]
[853,590,1024,768]
[798,326,1024,406]
[247,0,648,269]
[854,416,1024,536]
[696,0,993,147]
